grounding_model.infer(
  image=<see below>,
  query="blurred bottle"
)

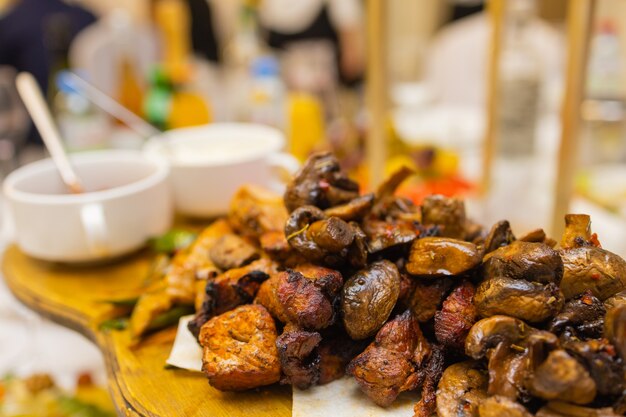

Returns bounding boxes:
[582,19,626,165]
[496,0,541,157]
[145,0,211,130]
[45,14,109,151]
[249,56,285,128]
[287,92,325,161]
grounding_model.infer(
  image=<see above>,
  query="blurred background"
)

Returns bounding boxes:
[0,0,625,413]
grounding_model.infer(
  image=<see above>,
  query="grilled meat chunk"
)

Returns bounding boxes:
[435,280,477,352]
[188,259,276,338]
[413,344,445,417]
[401,278,453,322]
[276,324,322,389]
[406,237,481,277]
[228,185,288,240]
[342,260,401,339]
[199,304,281,391]
[284,152,359,213]
[347,310,430,407]
[317,330,368,385]
[209,234,258,270]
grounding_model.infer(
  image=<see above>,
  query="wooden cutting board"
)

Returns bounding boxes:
[2,244,292,417]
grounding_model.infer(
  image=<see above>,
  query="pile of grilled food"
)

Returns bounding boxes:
[128,152,626,417]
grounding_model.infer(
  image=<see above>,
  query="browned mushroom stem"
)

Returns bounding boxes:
[560,246,626,301]
[421,194,467,239]
[376,165,415,200]
[323,193,374,221]
[483,220,516,254]
[283,152,359,213]
[342,260,400,340]
[436,361,488,417]
[528,349,597,405]
[561,214,593,249]
[406,237,481,277]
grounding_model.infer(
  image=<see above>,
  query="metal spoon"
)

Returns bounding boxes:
[15,72,84,193]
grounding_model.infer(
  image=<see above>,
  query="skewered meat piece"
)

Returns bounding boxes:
[199,304,281,391]
[527,349,597,405]
[435,280,477,352]
[228,185,288,240]
[406,237,481,277]
[285,205,367,268]
[483,241,563,285]
[483,220,516,254]
[208,234,259,270]
[342,260,401,340]
[548,290,605,339]
[436,361,488,417]
[401,277,453,322]
[347,310,430,407]
[255,265,343,330]
[188,259,276,338]
[284,152,359,213]
[275,324,322,389]
[421,194,467,239]
[560,246,626,300]
[413,344,445,417]
[165,219,232,304]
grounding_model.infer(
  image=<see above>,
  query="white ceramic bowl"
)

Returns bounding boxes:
[144,123,299,217]
[3,150,173,263]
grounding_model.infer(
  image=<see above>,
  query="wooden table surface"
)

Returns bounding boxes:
[2,245,292,417]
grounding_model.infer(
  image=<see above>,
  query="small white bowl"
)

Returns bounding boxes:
[3,150,173,263]
[144,123,299,218]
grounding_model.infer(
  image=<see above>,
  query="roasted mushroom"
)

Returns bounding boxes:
[548,291,605,339]
[483,241,563,285]
[536,402,622,417]
[342,260,401,339]
[483,220,516,254]
[478,396,533,417]
[324,194,374,221]
[406,237,481,277]
[474,276,564,323]
[284,152,359,213]
[436,361,488,417]
[561,214,593,249]
[199,304,281,391]
[347,310,430,407]
[605,304,626,360]
[527,349,597,405]
[421,194,467,239]
[208,234,259,270]
[560,246,626,300]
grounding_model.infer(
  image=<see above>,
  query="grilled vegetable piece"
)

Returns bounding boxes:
[436,361,488,417]
[130,290,173,338]
[435,280,477,352]
[406,237,481,277]
[421,194,467,239]
[284,152,359,213]
[199,304,281,391]
[342,260,401,340]
[347,310,430,407]
[560,246,626,300]
[228,185,288,240]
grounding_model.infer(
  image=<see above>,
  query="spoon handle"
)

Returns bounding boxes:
[16,72,83,193]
